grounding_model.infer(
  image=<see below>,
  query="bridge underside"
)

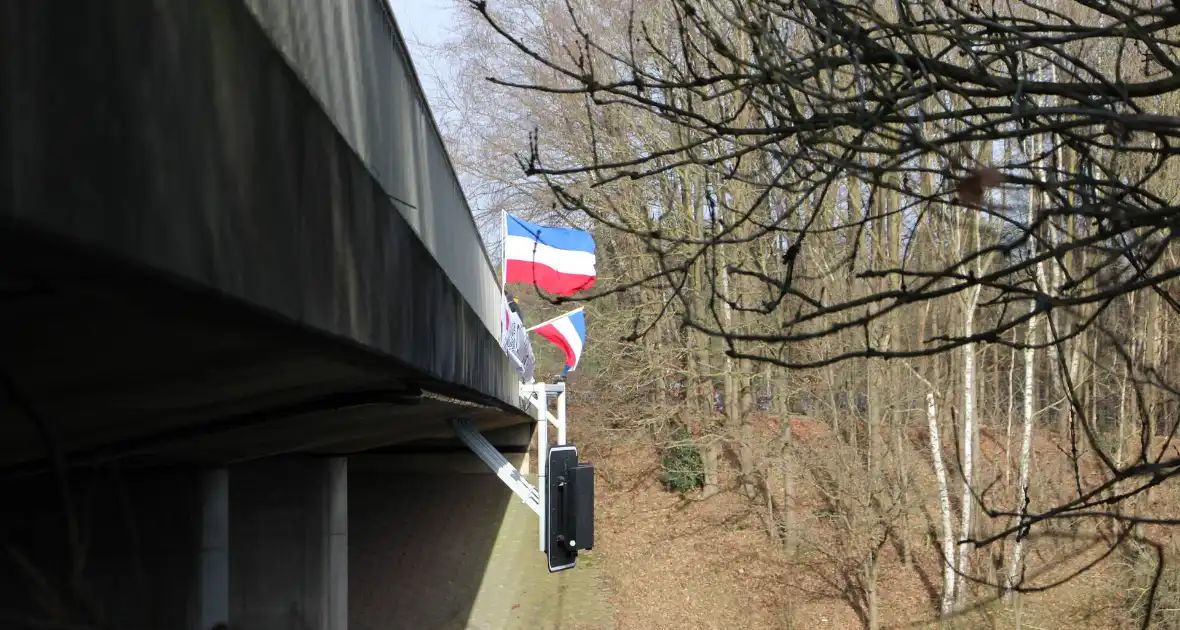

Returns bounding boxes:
[0,0,524,471]
[0,223,523,470]
[0,3,551,628]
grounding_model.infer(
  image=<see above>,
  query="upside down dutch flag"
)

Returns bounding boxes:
[505,214,596,296]
[529,308,586,374]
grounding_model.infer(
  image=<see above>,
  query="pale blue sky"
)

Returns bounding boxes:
[388,0,501,239]
[388,0,456,112]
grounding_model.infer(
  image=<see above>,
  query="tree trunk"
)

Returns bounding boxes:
[1008,311,1038,597]
[1009,148,1048,598]
[867,357,881,490]
[1115,293,1136,481]
[777,368,797,556]
[956,285,980,605]
[928,391,957,617]
[1005,339,1017,489]
[866,547,880,630]
[648,330,667,407]
[897,419,912,569]
[702,443,721,498]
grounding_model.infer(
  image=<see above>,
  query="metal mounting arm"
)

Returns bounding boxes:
[452,381,589,572]
[450,418,541,516]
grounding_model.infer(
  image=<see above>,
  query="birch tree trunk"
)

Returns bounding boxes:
[928,391,957,617]
[1009,130,1049,599]
[956,283,981,605]
[1115,293,1136,484]
[1005,340,1017,488]
[1008,301,1039,598]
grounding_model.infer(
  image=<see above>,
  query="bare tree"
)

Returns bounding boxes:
[470,0,1180,520]
[437,0,1180,625]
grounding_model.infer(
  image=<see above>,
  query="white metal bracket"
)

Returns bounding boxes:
[450,418,542,516]
[452,381,570,554]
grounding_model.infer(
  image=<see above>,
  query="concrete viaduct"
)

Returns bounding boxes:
[0,1,562,628]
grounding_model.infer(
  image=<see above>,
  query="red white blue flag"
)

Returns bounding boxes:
[528,308,586,374]
[504,214,596,296]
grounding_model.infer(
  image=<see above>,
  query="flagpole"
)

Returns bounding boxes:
[500,210,508,343]
[525,306,585,332]
[501,210,509,291]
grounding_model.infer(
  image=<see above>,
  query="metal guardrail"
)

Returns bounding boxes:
[242,0,501,335]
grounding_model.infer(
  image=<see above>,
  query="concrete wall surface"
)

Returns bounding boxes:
[0,468,202,630]
[242,0,502,337]
[0,0,517,405]
[0,451,598,630]
[0,458,350,630]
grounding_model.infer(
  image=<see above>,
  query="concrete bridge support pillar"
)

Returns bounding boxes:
[229,457,348,630]
[198,468,230,630]
[323,457,348,630]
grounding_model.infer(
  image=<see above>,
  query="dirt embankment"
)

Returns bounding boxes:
[573,408,1167,629]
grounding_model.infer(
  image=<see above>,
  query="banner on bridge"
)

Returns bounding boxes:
[502,294,536,383]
